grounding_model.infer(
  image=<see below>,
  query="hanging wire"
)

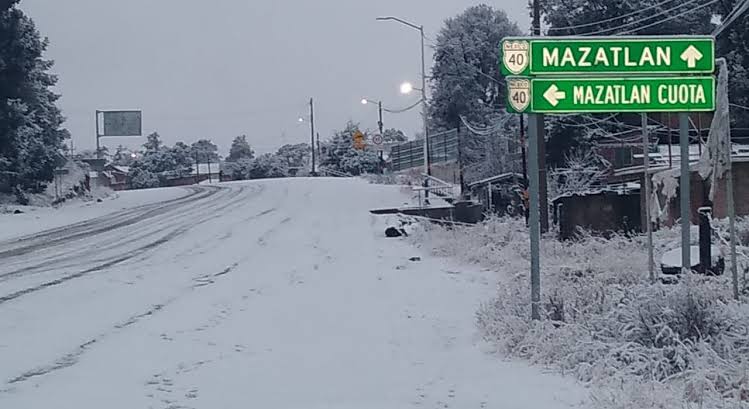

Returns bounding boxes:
[548,0,681,32]
[713,0,749,37]
[383,99,423,114]
[618,0,720,35]
[579,0,715,36]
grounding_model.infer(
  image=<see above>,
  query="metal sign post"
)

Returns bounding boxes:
[680,113,691,272]
[501,34,717,320]
[528,114,542,321]
[642,113,655,282]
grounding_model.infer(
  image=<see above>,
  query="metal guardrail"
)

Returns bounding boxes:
[390,129,458,172]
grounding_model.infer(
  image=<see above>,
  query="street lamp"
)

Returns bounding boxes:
[376,15,431,185]
[360,98,384,135]
[400,82,414,95]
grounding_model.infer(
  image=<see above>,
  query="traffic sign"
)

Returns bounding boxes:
[371,134,384,146]
[353,130,366,150]
[507,76,715,114]
[501,36,715,76]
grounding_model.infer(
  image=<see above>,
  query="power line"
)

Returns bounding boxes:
[548,0,680,32]
[619,0,720,35]
[383,99,423,114]
[731,102,749,111]
[713,0,749,36]
[580,0,714,36]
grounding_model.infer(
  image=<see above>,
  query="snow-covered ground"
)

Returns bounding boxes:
[0,178,590,409]
[0,186,189,241]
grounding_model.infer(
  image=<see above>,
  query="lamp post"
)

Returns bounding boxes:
[376,16,430,182]
[361,98,384,135]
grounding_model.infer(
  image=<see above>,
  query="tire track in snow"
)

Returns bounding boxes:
[0,186,217,259]
[0,184,249,278]
[0,185,256,305]
[2,260,243,389]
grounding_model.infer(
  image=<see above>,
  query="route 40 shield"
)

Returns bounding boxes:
[502,40,530,75]
[507,78,531,112]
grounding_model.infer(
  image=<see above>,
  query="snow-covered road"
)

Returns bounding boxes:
[0,178,588,409]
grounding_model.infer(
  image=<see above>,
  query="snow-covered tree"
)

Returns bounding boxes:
[223,157,253,180]
[714,0,749,129]
[320,121,379,175]
[169,141,193,176]
[191,139,219,163]
[548,147,609,199]
[275,143,309,168]
[382,128,407,144]
[111,145,136,166]
[428,5,521,182]
[428,5,520,131]
[129,167,160,189]
[0,0,69,195]
[142,132,163,152]
[227,135,254,162]
[248,153,287,179]
[542,0,715,37]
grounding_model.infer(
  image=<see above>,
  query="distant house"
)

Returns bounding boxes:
[162,162,222,187]
[100,164,131,191]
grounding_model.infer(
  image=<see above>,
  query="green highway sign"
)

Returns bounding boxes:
[501,36,715,76]
[506,76,715,114]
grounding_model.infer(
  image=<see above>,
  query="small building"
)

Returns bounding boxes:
[100,164,131,191]
[554,186,641,240]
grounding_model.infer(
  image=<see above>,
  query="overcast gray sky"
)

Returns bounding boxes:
[22,0,527,155]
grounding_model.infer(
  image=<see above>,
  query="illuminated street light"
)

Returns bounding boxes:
[400,82,414,95]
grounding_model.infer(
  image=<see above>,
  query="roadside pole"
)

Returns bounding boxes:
[642,113,654,282]
[310,98,316,175]
[528,114,542,321]
[95,110,101,159]
[680,113,691,272]
[727,157,740,299]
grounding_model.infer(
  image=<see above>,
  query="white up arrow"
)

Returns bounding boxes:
[543,84,566,106]
[680,45,703,68]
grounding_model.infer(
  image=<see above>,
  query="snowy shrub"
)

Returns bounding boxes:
[413,217,749,408]
[129,168,160,189]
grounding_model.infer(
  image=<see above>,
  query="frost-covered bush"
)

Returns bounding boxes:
[413,217,749,408]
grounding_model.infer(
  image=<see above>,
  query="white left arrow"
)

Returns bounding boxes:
[543,84,566,107]
[680,45,703,69]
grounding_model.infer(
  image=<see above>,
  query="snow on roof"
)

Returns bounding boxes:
[109,165,130,174]
[468,172,524,188]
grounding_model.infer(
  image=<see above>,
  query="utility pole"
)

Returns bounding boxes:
[95,110,102,159]
[420,25,430,176]
[377,101,384,136]
[207,157,212,184]
[532,0,549,232]
[457,121,464,196]
[309,98,316,175]
[642,113,654,283]
[679,113,691,272]
[194,151,200,184]
[520,114,528,185]
[316,132,322,165]
[528,0,544,321]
